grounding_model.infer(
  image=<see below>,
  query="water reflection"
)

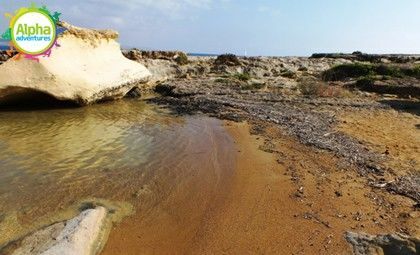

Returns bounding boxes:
[0,99,235,248]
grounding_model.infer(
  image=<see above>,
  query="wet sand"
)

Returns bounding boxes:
[101,120,418,254]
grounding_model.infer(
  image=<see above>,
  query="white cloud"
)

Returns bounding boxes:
[87,0,215,17]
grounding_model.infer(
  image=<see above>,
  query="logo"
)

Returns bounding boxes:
[2,4,61,61]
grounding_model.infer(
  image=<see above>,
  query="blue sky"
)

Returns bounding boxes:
[1,0,419,56]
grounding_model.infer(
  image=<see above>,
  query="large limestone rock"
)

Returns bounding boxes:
[4,207,108,255]
[0,22,151,105]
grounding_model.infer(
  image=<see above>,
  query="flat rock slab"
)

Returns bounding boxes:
[9,207,107,255]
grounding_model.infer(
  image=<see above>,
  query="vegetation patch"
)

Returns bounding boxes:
[215,54,241,66]
[356,76,376,87]
[232,73,251,82]
[214,78,230,84]
[175,52,189,65]
[322,63,374,81]
[241,82,266,91]
[323,63,420,81]
[298,78,352,97]
[401,64,420,78]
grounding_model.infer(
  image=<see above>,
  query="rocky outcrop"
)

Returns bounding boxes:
[123,49,188,65]
[122,49,188,86]
[345,232,420,255]
[2,207,108,255]
[0,22,151,106]
[125,50,350,85]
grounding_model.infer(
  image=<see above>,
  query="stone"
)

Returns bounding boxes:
[0,22,151,106]
[5,207,108,255]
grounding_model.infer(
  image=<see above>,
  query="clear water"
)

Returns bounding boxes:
[0,100,235,247]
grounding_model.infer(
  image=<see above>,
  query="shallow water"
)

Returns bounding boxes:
[0,100,235,247]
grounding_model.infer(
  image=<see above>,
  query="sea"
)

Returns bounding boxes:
[0,39,8,50]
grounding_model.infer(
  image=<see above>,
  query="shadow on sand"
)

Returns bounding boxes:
[379,99,420,117]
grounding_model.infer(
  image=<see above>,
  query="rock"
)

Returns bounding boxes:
[0,22,151,106]
[0,51,17,64]
[123,49,188,65]
[345,232,420,255]
[122,49,190,85]
[3,207,108,255]
[124,87,142,98]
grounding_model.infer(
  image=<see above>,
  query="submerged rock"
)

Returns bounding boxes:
[0,22,151,106]
[345,232,420,255]
[3,207,108,255]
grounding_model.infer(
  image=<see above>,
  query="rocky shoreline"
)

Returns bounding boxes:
[0,47,418,254]
[121,50,420,203]
[128,50,419,253]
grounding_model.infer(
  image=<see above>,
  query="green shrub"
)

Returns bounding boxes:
[375,65,403,77]
[356,76,376,87]
[401,65,420,78]
[215,54,240,66]
[233,73,251,81]
[175,52,189,65]
[323,63,420,81]
[214,78,230,83]
[415,65,420,78]
[322,63,374,81]
[241,83,266,90]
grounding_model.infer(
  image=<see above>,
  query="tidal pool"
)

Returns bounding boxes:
[0,99,235,249]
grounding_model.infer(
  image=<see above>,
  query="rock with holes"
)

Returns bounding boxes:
[0,22,151,106]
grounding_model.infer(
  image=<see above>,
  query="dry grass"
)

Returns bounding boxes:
[298,78,352,97]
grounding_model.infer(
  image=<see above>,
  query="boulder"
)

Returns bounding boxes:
[0,22,151,106]
[3,207,108,255]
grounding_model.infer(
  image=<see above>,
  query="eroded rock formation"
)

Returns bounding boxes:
[0,22,151,106]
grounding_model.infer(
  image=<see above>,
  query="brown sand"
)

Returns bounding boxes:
[101,121,417,254]
[337,109,420,174]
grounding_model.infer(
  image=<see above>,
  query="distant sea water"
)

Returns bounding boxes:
[188,53,219,57]
[0,39,9,50]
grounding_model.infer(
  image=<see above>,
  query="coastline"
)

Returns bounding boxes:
[0,48,418,254]
[101,119,418,254]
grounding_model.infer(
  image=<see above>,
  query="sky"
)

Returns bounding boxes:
[1,0,420,56]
